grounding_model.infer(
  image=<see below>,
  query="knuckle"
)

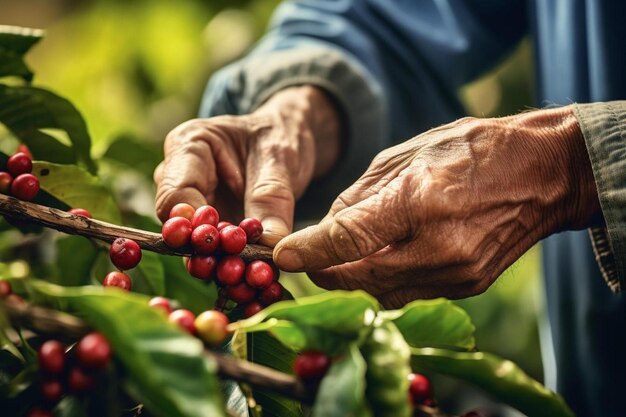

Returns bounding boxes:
[327,216,370,262]
[250,179,294,203]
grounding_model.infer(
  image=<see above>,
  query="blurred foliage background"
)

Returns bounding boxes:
[1,0,542,415]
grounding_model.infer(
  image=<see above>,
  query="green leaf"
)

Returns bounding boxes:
[104,133,163,178]
[410,347,575,417]
[0,306,23,362]
[128,250,165,296]
[0,26,44,81]
[0,85,95,172]
[249,332,302,417]
[312,343,371,417]
[361,321,411,417]
[30,281,226,417]
[379,299,475,350]
[33,161,121,224]
[54,236,99,287]
[233,290,378,336]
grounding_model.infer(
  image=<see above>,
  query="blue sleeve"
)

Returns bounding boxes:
[200,0,527,212]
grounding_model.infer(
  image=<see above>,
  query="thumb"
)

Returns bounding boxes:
[274,189,408,271]
[244,162,295,247]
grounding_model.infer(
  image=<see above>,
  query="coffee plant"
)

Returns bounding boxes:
[0,26,575,417]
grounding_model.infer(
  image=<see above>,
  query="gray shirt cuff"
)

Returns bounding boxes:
[199,44,389,219]
[573,101,626,292]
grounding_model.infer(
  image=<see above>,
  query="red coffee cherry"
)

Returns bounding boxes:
[0,280,12,297]
[239,218,263,243]
[191,205,219,228]
[216,255,245,286]
[226,282,257,304]
[26,408,53,417]
[0,171,12,194]
[109,238,142,270]
[149,296,173,314]
[259,282,284,306]
[162,217,192,248]
[186,255,218,281]
[103,271,132,291]
[219,225,247,254]
[191,224,220,255]
[17,144,33,159]
[293,351,331,380]
[68,366,95,392]
[194,310,230,346]
[7,152,32,176]
[217,221,232,232]
[169,309,196,334]
[38,340,65,375]
[11,173,39,201]
[169,203,195,221]
[245,260,274,289]
[76,332,112,369]
[40,378,63,402]
[68,208,92,218]
[408,373,433,404]
[243,301,263,318]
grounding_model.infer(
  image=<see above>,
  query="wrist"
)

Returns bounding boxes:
[252,85,341,178]
[514,106,602,231]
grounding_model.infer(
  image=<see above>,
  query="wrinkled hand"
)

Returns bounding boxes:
[154,86,340,246]
[274,107,601,307]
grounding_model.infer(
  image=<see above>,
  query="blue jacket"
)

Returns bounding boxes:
[200,1,626,416]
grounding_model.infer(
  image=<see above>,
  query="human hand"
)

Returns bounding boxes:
[154,86,340,246]
[274,107,601,307]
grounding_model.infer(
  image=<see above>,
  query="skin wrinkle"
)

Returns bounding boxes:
[274,105,602,306]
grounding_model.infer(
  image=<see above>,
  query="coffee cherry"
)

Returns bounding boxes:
[239,218,263,243]
[191,224,220,254]
[408,373,433,404]
[293,351,331,380]
[217,221,232,232]
[194,310,230,346]
[68,208,92,218]
[103,271,132,291]
[169,203,195,220]
[243,301,263,318]
[0,280,12,297]
[76,332,112,369]
[226,282,257,304]
[38,340,65,375]
[191,205,219,228]
[0,171,12,194]
[259,282,284,306]
[162,217,192,248]
[149,296,173,314]
[11,173,39,201]
[26,408,53,417]
[245,260,274,289]
[68,366,95,392]
[7,152,32,176]
[219,225,247,254]
[169,309,196,334]
[186,255,217,281]
[109,238,142,270]
[40,378,63,402]
[216,255,245,286]
[17,144,33,159]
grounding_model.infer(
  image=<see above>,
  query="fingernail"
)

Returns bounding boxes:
[275,248,305,271]
[260,217,289,246]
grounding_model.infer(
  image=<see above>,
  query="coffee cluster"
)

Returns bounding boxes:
[0,144,40,201]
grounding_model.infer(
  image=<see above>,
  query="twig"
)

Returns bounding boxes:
[2,300,454,416]
[2,300,314,403]
[0,194,273,262]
